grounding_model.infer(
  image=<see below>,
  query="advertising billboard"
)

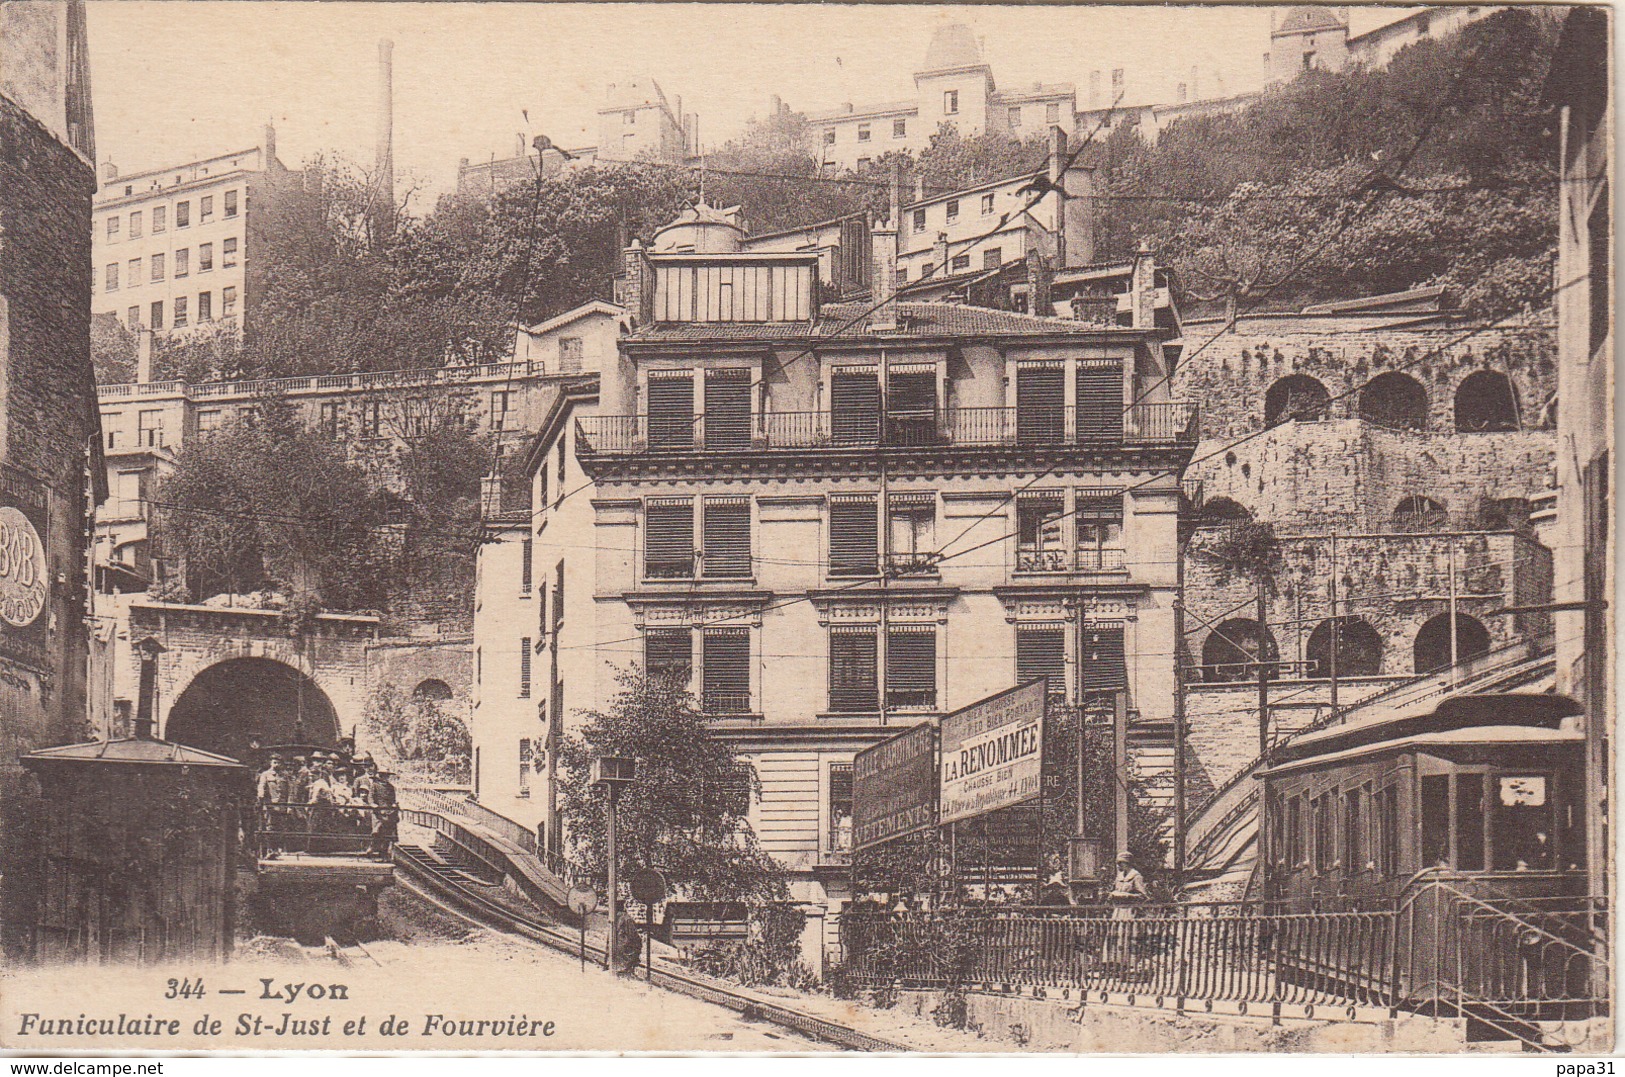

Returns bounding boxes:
[939,680,1047,825]
[852,720,937,851]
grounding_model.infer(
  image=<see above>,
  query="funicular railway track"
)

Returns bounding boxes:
[391,844,908,1053]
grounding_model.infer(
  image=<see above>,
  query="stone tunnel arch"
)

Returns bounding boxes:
[1392,495,1449,532]
[1264,375,1331,425]
[163,657,341,761]
[1306,617,1384,678]
[1454,370,1520,432]
[1200,618,1276,683]
[413,678,454,701]
[1198,497,1253,528]
[1359,372,1430,431]
[1413,613,1492,674]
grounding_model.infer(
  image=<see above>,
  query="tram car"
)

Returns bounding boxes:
[1257,693,1602,1021]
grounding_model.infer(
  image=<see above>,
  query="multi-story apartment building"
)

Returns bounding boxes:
[809,24,1076,172]
[471,205,1197,955]
[90,125,294,336]
[456,77,697,197]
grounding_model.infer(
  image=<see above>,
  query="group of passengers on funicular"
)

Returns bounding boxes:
[255,746,398,860]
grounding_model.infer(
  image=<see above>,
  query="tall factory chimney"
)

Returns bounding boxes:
[372,39,396,242]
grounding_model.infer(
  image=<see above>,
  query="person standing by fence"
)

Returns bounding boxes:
[1107,851,1147,967]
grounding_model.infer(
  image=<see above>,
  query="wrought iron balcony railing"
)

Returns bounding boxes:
[576,403,1198,455]
[1015,546,1129,574]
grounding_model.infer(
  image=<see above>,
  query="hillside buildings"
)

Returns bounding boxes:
[91,126,295,336]
[0,0,107,959]
[471,204,1196,949]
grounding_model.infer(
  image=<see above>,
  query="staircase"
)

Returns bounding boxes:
[1183,636,1557,890]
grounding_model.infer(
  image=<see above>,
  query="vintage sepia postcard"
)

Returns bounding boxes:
[0,0,1614,1057]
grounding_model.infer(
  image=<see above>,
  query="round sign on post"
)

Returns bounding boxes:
[567,886,599,916]
[627,868,668,905]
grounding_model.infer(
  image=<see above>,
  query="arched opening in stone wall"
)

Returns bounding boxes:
[1359,372,1429,430]
[1198,497,1253,528]
[413,678,454,702]
[1454,370,1520,432]
[165,657,340,761]
[1305,617,1384,678]
[1264,375,1331,425]
[1392,495,1449,532]
[1200,618,1276,683]
[1413,613,1492,674]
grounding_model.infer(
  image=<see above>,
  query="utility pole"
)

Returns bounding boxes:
[1256,571,1271,758]
[1328,533,1340,715]
[1447,535,1460,688]
[1172,594,1188,892]
[592,757,636,972]
[1113,689,1128,858]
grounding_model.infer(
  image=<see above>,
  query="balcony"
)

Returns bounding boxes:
[702,691,754,717]
[1015,546,1128,574]
[576,402,1199,455]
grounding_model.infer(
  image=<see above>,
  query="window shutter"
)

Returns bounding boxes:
[886,626,937,710]
[1080,624,1127,697]
[829,763,855,853]
[886,370,938,445]
[1017,365,1065,444]
[518,738,532,796]
[645,628,693,680]
[828,497,879,576]
[830,371,880,444]
[703,369,752,451]
[519,638,532,698]
[702,629,752,714]
[520,539,534,594]
[1017,628,1067,697]
[829,628,878,712]
[647,373,695,451]
[702,497,752,578]
[645,499,694,578]
[1077,363,1125,440]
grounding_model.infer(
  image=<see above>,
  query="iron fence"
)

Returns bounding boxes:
[840,907,1398,1010]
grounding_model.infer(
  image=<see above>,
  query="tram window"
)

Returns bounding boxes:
[1374,785,1399,875]
[1312,794,1335,873]
[1421,775,1451,867]
[1285,795,1304,867]
[1343,788,1364,871]
[1493,774,1554,871]
[1456,773,1486,871]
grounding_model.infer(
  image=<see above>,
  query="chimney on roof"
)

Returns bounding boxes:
[869,220,899,331]
[1050,125,1095,268]
[99,159,117,183]
[262,123,277,165]
[1131,241,1157,329]
[135,327,154,385]
[621,241,655,327]
[933,232,948,276]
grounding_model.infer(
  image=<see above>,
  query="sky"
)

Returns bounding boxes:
[85,3,1425,205]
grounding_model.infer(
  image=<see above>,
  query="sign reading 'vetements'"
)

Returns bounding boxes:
[939,680,1047,826]
[852,719,937,852]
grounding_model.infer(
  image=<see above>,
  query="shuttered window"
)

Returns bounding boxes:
[702,629,752,714]
[1077,363,1125,441]
[1080,623,1127,698]
[829,628,878,712]
[1017,627,1067,699]
[645,628,693,682]
[645,499,695,579]
[519,638,532,698]
[831,371,880,445]
[703,369,752,451]
[518,738,532,797]
[887,626,937,710]
[702,497,752,578]
[647,373,695,451]
[1016,492,1067,573]
[886,370,938,445]
[554,561,565,627]
[520,539,533,595]
[829,496,879,577]
[1017,365,1065,444]
[887,493,935,573]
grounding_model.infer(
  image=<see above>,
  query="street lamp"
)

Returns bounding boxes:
[592,755,636,971]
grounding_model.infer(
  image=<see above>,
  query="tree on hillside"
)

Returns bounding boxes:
[914,124,1049,196]
[91,313,136,385]
[703,107,881,233]
[556,668,787,902]
[362,682,471,784]
[154,392,395,611]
